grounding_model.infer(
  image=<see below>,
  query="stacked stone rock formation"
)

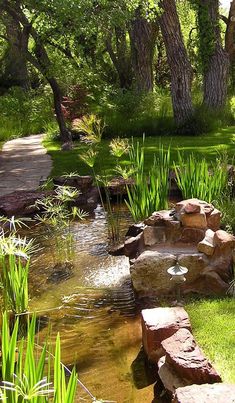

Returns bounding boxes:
[122,199,235,296]
[141,307,227,401]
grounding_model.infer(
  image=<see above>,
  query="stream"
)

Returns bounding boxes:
[26,206,156,403]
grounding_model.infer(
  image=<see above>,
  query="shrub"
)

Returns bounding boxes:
[99,90,174,138]
[0,87,55,142]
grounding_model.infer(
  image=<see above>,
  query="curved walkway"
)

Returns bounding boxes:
[0,134,52,197]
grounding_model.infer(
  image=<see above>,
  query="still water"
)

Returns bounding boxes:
[27,206,156,403]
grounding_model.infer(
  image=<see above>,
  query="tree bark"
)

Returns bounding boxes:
[224,0,235,86]
[105,27,132,90]
[158,0,194,125]
[198,0,229,109]
[129,8,157,93]
[0,13,30,90]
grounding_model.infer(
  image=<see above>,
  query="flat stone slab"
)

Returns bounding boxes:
[162,328,221,384]
[173,383,235,403]
[0,134,52,196]
[141,307,191,360]
[0,190,53,217]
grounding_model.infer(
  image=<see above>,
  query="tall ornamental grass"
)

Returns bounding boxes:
[125,139,171,222]
[0,230,36,315]
[1,312,77,402]
[174,153,228,203]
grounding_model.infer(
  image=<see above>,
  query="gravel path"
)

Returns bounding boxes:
[0,134,52,196]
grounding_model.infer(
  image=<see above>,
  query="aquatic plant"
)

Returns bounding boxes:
[122,138,171,222]
[74,114,105,144]
[174,153,228,203]
[109,137,130,158]
[0,230,37,315]
[78,119,123,243]
[1,312,113,402]
[35,185,88,262]
[1,312,77,402]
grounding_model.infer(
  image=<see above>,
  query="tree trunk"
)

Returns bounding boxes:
[225,0,235,86]
[105,27,132,90]
[198,0,229,109]
[158,0,194,125]
[1,14,29,90]
[129,8,157,93]
[1,1,72,145]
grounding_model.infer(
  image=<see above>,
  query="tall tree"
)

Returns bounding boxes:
[129,7,157,92]
[1,0,72,145]
[196,0,229,109]
[0,13,30,90]
[222,0,235,86]
[158,0,194,125]
[105,26,133,90]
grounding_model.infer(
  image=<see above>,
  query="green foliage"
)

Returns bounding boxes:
[1,255,29,314]
[100,90,174,138]
[0,87,54,142]
[123,137,171,221]
[190,0,216,73]
[215,193,235,234]
[1,312,78,402]
[174,152,228,202]
[0,224,36,315]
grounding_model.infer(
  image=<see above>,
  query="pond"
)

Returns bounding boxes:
[26,206,156,403]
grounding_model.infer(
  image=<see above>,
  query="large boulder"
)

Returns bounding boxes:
[130,248,209,296]
[130,250,176,295]
[161,328,221,384]
[173,383,235,403]
[141,307,191,360]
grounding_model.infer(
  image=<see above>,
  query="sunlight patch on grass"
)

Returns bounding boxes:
[44,128,235,177]
[186,298,235,383]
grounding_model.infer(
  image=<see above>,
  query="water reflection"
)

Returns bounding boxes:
[26,206,155,402]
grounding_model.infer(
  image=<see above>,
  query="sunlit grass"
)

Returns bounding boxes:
[44,127,235,177]
[186,297,235,383]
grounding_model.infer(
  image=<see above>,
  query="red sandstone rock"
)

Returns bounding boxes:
[124,232,144,258]
[197,229,215,256]
[125,223,145,237]
[161,328,221,384]
[173,383,235,403]
[175,199,213,214]
[206,208,221,231]
[141,307,191,361]
[144,210,175,226]
[214,230,235,249]
[158,356,189,394]
[0,190,53,217]
[53,175,93,191]
[143,226,167,246]
[184,202,201,214]
[180,228,205,243]
[182,271,229,296]
[180,212,207,229]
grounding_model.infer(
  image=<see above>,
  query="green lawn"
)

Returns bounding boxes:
[44,127,235,177]
[186,297,235,383]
